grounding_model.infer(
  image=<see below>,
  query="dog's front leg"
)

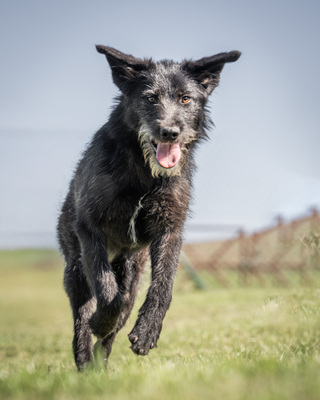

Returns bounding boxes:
[128,232,182,355]
[76,222,123,339]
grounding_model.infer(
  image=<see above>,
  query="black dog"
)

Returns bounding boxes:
[57,45,240,370]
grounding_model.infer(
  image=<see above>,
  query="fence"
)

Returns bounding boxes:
[182,209,320,286]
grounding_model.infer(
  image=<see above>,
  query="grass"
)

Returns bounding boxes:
[0,249,320,400]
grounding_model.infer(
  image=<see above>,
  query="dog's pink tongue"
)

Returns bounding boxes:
[156,143,181,168]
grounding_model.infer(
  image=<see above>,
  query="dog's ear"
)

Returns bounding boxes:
[182,51,241,95]
[96,45,150,92]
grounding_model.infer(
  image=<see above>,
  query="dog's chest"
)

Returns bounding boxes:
[105,187,189,249]
[128,194,145,244]
[135,185,189,240]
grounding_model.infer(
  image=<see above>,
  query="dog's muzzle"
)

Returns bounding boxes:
[138,125,184,178]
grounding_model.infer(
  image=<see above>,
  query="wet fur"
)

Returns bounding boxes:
[57,45,240,370]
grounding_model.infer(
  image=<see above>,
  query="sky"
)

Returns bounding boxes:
[0,0,320,248]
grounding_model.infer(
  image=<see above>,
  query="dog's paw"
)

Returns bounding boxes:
[89,311,118,340]
[128,321,161,356]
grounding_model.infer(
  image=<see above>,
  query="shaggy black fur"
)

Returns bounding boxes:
[57,45,240,370]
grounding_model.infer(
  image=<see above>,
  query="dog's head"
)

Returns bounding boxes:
[96,45,240,178]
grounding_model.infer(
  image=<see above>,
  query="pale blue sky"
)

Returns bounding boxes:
[0,0,319,247]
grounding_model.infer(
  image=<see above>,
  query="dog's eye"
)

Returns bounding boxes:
[181,96,191,104]
[147,96,157,104]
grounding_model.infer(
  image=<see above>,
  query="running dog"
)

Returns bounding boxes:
[57,45,240,370]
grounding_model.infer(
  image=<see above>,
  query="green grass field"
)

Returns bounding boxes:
[0,249,320,400]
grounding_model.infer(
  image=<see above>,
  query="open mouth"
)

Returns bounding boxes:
[151,140,182,169]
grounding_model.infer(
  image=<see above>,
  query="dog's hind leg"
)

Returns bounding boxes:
[64,258,95,370]
[58,205,95,370]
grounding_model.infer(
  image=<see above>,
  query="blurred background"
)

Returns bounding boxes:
[1,0,320,249]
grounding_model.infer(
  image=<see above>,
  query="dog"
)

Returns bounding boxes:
[57,45,240,370]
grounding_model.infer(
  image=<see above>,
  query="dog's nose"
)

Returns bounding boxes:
[160,128,180,142]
